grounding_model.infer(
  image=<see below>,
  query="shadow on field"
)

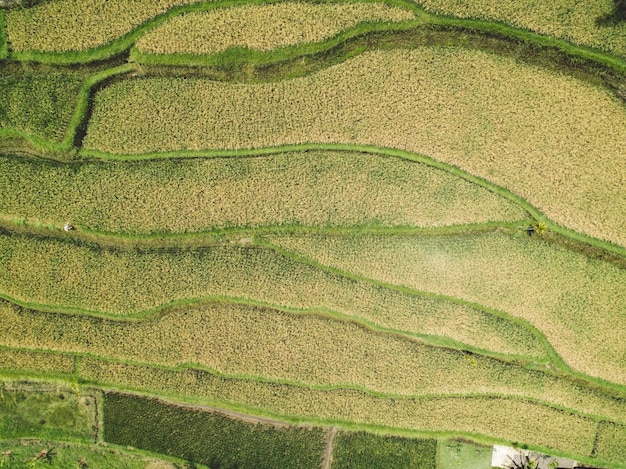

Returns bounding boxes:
[596,0,626,25]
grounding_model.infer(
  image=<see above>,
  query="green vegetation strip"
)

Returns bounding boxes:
[0,385,95,442]
[4,300,626,424]
[104,392,326,469]
[0,230,548,359]
[82,48,626,251]
[0,151,527,236]
[269,231,626,388]
[331,431,436,469]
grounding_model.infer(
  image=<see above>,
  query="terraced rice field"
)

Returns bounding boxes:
[83,48,626,248]
[135,2,415,56]
[1,0,626,467]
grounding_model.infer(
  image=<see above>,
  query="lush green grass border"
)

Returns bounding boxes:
[2,363,623,468]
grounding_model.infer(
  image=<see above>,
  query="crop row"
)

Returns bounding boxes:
[0,347,75,376]
[83,48,626,249]
[0,151,527,235]
[134,2,414,56]
[1,299,625,425]
[104,392,326,469]
[269,231,626,387]
[417,0,626,59]
[0,230,545,359]
[79,356,602,462]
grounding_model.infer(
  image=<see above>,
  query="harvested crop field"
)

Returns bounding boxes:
[2,0,625,467]
[83,48,626,248]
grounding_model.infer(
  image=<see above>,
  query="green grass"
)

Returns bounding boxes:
[331,432,436,468]
[269,231,626,388]
[0,151,527,235]
[0,438,200,469]
[437,439,492,469]
[0,385,95,442]
[0,71,84,143]
[103,392,326,469]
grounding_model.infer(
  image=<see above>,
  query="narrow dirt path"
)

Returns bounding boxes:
[321,426,338,469]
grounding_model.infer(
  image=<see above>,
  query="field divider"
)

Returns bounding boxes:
[258,237,626,398]
[2,365,623,468]
[0,288,549,365]
[76,144,626,258]
[0,10,7,60]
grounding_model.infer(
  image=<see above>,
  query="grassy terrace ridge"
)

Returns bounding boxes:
[1,356,624,467]
[104,392,327,469]
[0,229,551,359]
[415,0,626,60]
[7,300,626,424]
[1,0,625,79]
[0,151,528,235]
[133,2,415,56]
[82,49,626,251]
[268,232,626,388]
[0,10,6,60]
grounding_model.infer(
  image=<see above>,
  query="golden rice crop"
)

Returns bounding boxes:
[270,231,626,386]
[417,0,626,59]
[0,71,84,142]
[135,3,414,56]
[0,152,527,234]
[0,348,75,375]
[79,357,598,458]
[0,231,544,358]
[83,48,626,248]
[5,0,201,52]
[594,422,626,464]
[3,300,626,424]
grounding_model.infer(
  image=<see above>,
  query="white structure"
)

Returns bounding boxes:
[492,445,577,469]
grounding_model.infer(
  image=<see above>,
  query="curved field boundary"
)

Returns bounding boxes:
[5,0,626,80]
[6,0,420,64]
[0,64,135,158]
[0,353,622,468]
[259,236,626,398]
[0,263,550,364]
[79,144,626,259]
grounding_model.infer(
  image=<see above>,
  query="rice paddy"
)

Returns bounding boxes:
[270,231,626,386]
[83,48,626,248]
[135,2,415,56]
[417,0,626,59]
[1,0,625,466]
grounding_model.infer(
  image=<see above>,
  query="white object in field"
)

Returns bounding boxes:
[64,223,75,232]
[491,445,577,469]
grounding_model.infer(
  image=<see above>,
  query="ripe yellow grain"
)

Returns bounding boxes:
[135,3,414,55]
[0,348,75,375]
[0,232,544,358]
[2,300,625,424]
[0,152,527,234]
[5,0,201,52]
[80,357,598,457]
[416,0,626,58]
[84,48,626,248]
[270,232,626,386]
